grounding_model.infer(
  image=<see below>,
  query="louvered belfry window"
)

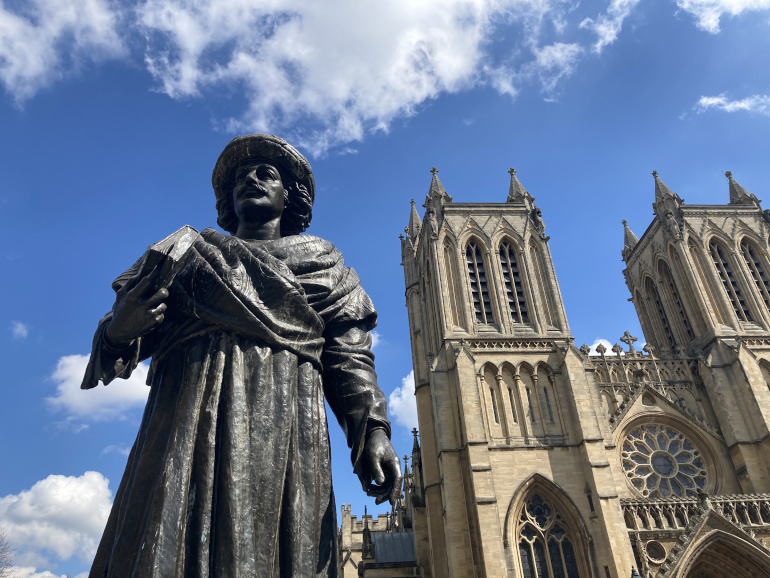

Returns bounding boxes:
[710,241,753,321]
[499,241,529,323]
[741,240,770,313]
[466,241,494,324]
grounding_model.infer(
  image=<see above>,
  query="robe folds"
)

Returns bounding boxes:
[82,229,391,578]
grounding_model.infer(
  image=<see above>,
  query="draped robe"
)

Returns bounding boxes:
[82,229,390,578]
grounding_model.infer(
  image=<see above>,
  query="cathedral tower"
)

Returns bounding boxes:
[622,171,770,494]
[400,169,636,577]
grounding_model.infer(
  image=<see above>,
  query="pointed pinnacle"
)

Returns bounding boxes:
[507,167,529,203]
[726,170,757,205]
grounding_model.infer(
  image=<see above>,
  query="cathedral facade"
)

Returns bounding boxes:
[356,168,770,577]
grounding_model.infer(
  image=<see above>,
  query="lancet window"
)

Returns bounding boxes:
[517,493,582,578]
[499,241,529,323]
[710,240,752,321]
[645,278,676,351]
[740,240,770,313]
[658,261,694,343]
[466,241,494,324]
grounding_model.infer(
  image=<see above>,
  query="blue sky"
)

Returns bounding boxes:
[1,0,769,575]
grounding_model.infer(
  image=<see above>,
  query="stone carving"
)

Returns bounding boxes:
[81,134,401,577]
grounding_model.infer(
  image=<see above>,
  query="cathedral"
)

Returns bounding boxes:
[338,169,770,577]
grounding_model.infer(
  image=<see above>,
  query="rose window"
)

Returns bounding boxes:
[621,425,708,498]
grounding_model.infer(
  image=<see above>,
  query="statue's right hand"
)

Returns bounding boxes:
[105,272,169,346]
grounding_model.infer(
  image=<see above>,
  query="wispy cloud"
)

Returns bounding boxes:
[10,321,28,340]
[0,472,112,567]
[388,370,418,432]
[2,0,770,151]
[0,0,125,104]
[676,0,770,33]
[102,444,131,457]
[46,354,150,423]
[580,0,643,53]
[695,93,770,116]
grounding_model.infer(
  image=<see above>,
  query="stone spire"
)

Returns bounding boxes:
[622,219,639,261]
[406,198,422,244]
[652,170,683,208]
[652,171,684,240]
[506,168,534,210]
[426,167,451,204]
[423,167,451,237]
[726,170,760,206]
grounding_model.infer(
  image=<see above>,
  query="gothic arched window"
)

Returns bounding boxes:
[710,240,753,321]
[740,239,770,314]
[466,240,494,324]
[658,261,694,343]
[645,277,677,351]
[517,494,582,578]
[499,241,529,323]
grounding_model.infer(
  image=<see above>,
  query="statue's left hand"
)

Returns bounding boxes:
[361,429,402,506]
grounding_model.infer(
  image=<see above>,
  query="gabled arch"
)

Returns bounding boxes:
[674,529,770,578]
[504,474,592,578]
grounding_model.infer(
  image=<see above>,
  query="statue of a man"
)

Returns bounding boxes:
[81,134,401,577]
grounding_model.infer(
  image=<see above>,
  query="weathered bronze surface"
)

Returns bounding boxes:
[82,134,401,577]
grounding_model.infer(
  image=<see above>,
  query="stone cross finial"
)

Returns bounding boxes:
[595,343,607,356]
[508,168,516,176]
[622,219,628,226]
[652,170,659,178]
[430,167,438,176]
[725,171,732,179]
[620,330,638,353]
[412,427,419,438]
[410,198,415,205]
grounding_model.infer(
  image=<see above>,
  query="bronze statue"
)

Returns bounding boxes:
[82,134,401,577]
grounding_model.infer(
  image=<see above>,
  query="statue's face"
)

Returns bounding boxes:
[232,161,286,225]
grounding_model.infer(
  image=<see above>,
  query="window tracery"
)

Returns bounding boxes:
[740,239,770,313]
[621,424,708,498]
[499,241,529,323]
[517,494,581,578]
[710,240,752,321]
[466,240,494,324]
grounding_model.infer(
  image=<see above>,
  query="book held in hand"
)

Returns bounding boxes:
[137,225,200,290]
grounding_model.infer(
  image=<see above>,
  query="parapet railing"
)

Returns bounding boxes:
[622,494,770,532]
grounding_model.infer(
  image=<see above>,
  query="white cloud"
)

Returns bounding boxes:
[526,42,584,96]
[135,0,584,154]
[388,370,418,432]
[10,321,28,340]
[0,0,125,103]
[102,444,131,457]
[0,472,112,566]
[370,331,383,350]
[675,0,770,33]
[588,338,617,355]
[695,93,770,116]
[580,0,642,53]
[12,567,85,578]
[46,354,150,422]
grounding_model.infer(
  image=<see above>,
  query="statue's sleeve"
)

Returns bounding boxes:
[321,321,391,480]
[80,255,154,390]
